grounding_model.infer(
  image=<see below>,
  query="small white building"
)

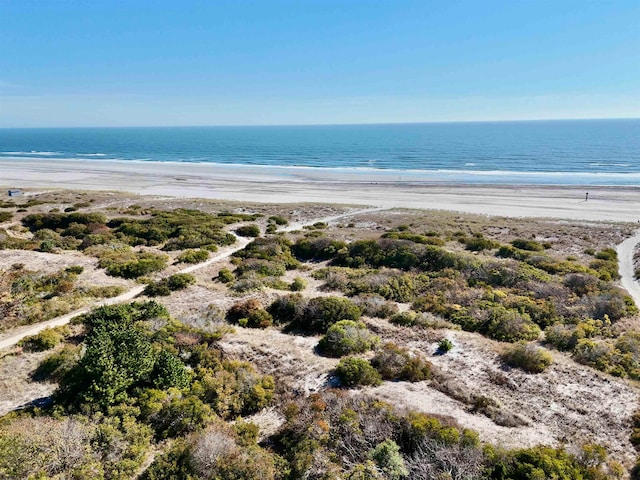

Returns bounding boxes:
[7,189,23,197]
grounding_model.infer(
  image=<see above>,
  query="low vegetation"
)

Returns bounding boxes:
[318,320,379,357]
[0,197,637,478]
[0,265,124,330]
[501,342,553,373]
[143,273,197,296]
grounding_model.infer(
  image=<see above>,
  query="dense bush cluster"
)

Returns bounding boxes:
[49,301,274,422]
[302,232,637,350]
[229,236,300,292]
[236,224,261,237]
[270,390,615,479]
[268,294,362,333]
[176,248,209,263]
[501,342,553,373]
[318,320,379,357]
[226,298,274,328]
[370,343,433,381]
[88,245,169,278]
[143,273,197,296]
[15,209,250,269]
[0,299,283,479]
[352,293,399,318]
[335,357,382,387]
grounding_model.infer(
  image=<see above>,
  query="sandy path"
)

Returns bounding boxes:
[0,207,385,350]
[0,239,249,350]
[617,229,640,308]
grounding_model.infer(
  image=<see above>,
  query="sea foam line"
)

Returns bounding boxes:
[5,155,640,180]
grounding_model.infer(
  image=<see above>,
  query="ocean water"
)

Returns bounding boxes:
[1,119,639,185]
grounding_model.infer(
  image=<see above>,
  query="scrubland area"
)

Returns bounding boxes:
[1,190,640,479]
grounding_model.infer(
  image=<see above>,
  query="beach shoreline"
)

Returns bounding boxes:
[2,157,640,222]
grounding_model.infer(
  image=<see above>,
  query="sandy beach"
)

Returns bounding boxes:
[2,158,640,222]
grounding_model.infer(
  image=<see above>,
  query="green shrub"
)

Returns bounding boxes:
[595,248,617,261]
[230,276,264,293]
[572,339,615,372]
[176,249,209,264]
[64,265,84,274]
[304,221,327,230]
[464,235,498,252]
[389,311,424,327]
[293,296,361,333]
[217,267,234,283]
[353,293,399,318]
[590,258,620,280]
[368,439,408,480]
[290,277,307,291]
[234,236,299,270]
[144,273,196,296]
[318,320,379,357]
[87,284,126,298]
[267,294,307,324]
[23,211,108,231]
[268,215,288,225]
[236,224,261,237]
[564,273,599,296]
[227,299,274,328]
[437,338,454,354]
[167,273,196,290]
[197,360,275,418]
[0,211,12,222]
[501,342,553,373]
[593,291,633,320]
[292,236,347,261]
[484,306,541,342]
[58,324,157,408]
[101,251,168,279]
[235,258,287,277]
[382,231,445,246]
[143,281,172,296]
[335,357,382,387]
[496,245,531,260]
[511,238,544,251]
[18,327,64,352]
[370,343,432,381]
[495,445,604,480]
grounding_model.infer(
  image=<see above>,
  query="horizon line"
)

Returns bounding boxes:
[1,116,639,130]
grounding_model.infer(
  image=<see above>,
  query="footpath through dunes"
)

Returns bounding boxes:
[0,206,387,351]
[617,228,640,308]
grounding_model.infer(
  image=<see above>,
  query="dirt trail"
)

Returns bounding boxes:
[0,238,250,350]
[0,206,387,351]
[617,229,640,308]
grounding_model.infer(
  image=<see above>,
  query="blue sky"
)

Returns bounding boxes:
[1,0,639,127]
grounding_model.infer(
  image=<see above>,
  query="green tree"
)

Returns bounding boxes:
[60,325,156,408]
[153,351,192,389]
